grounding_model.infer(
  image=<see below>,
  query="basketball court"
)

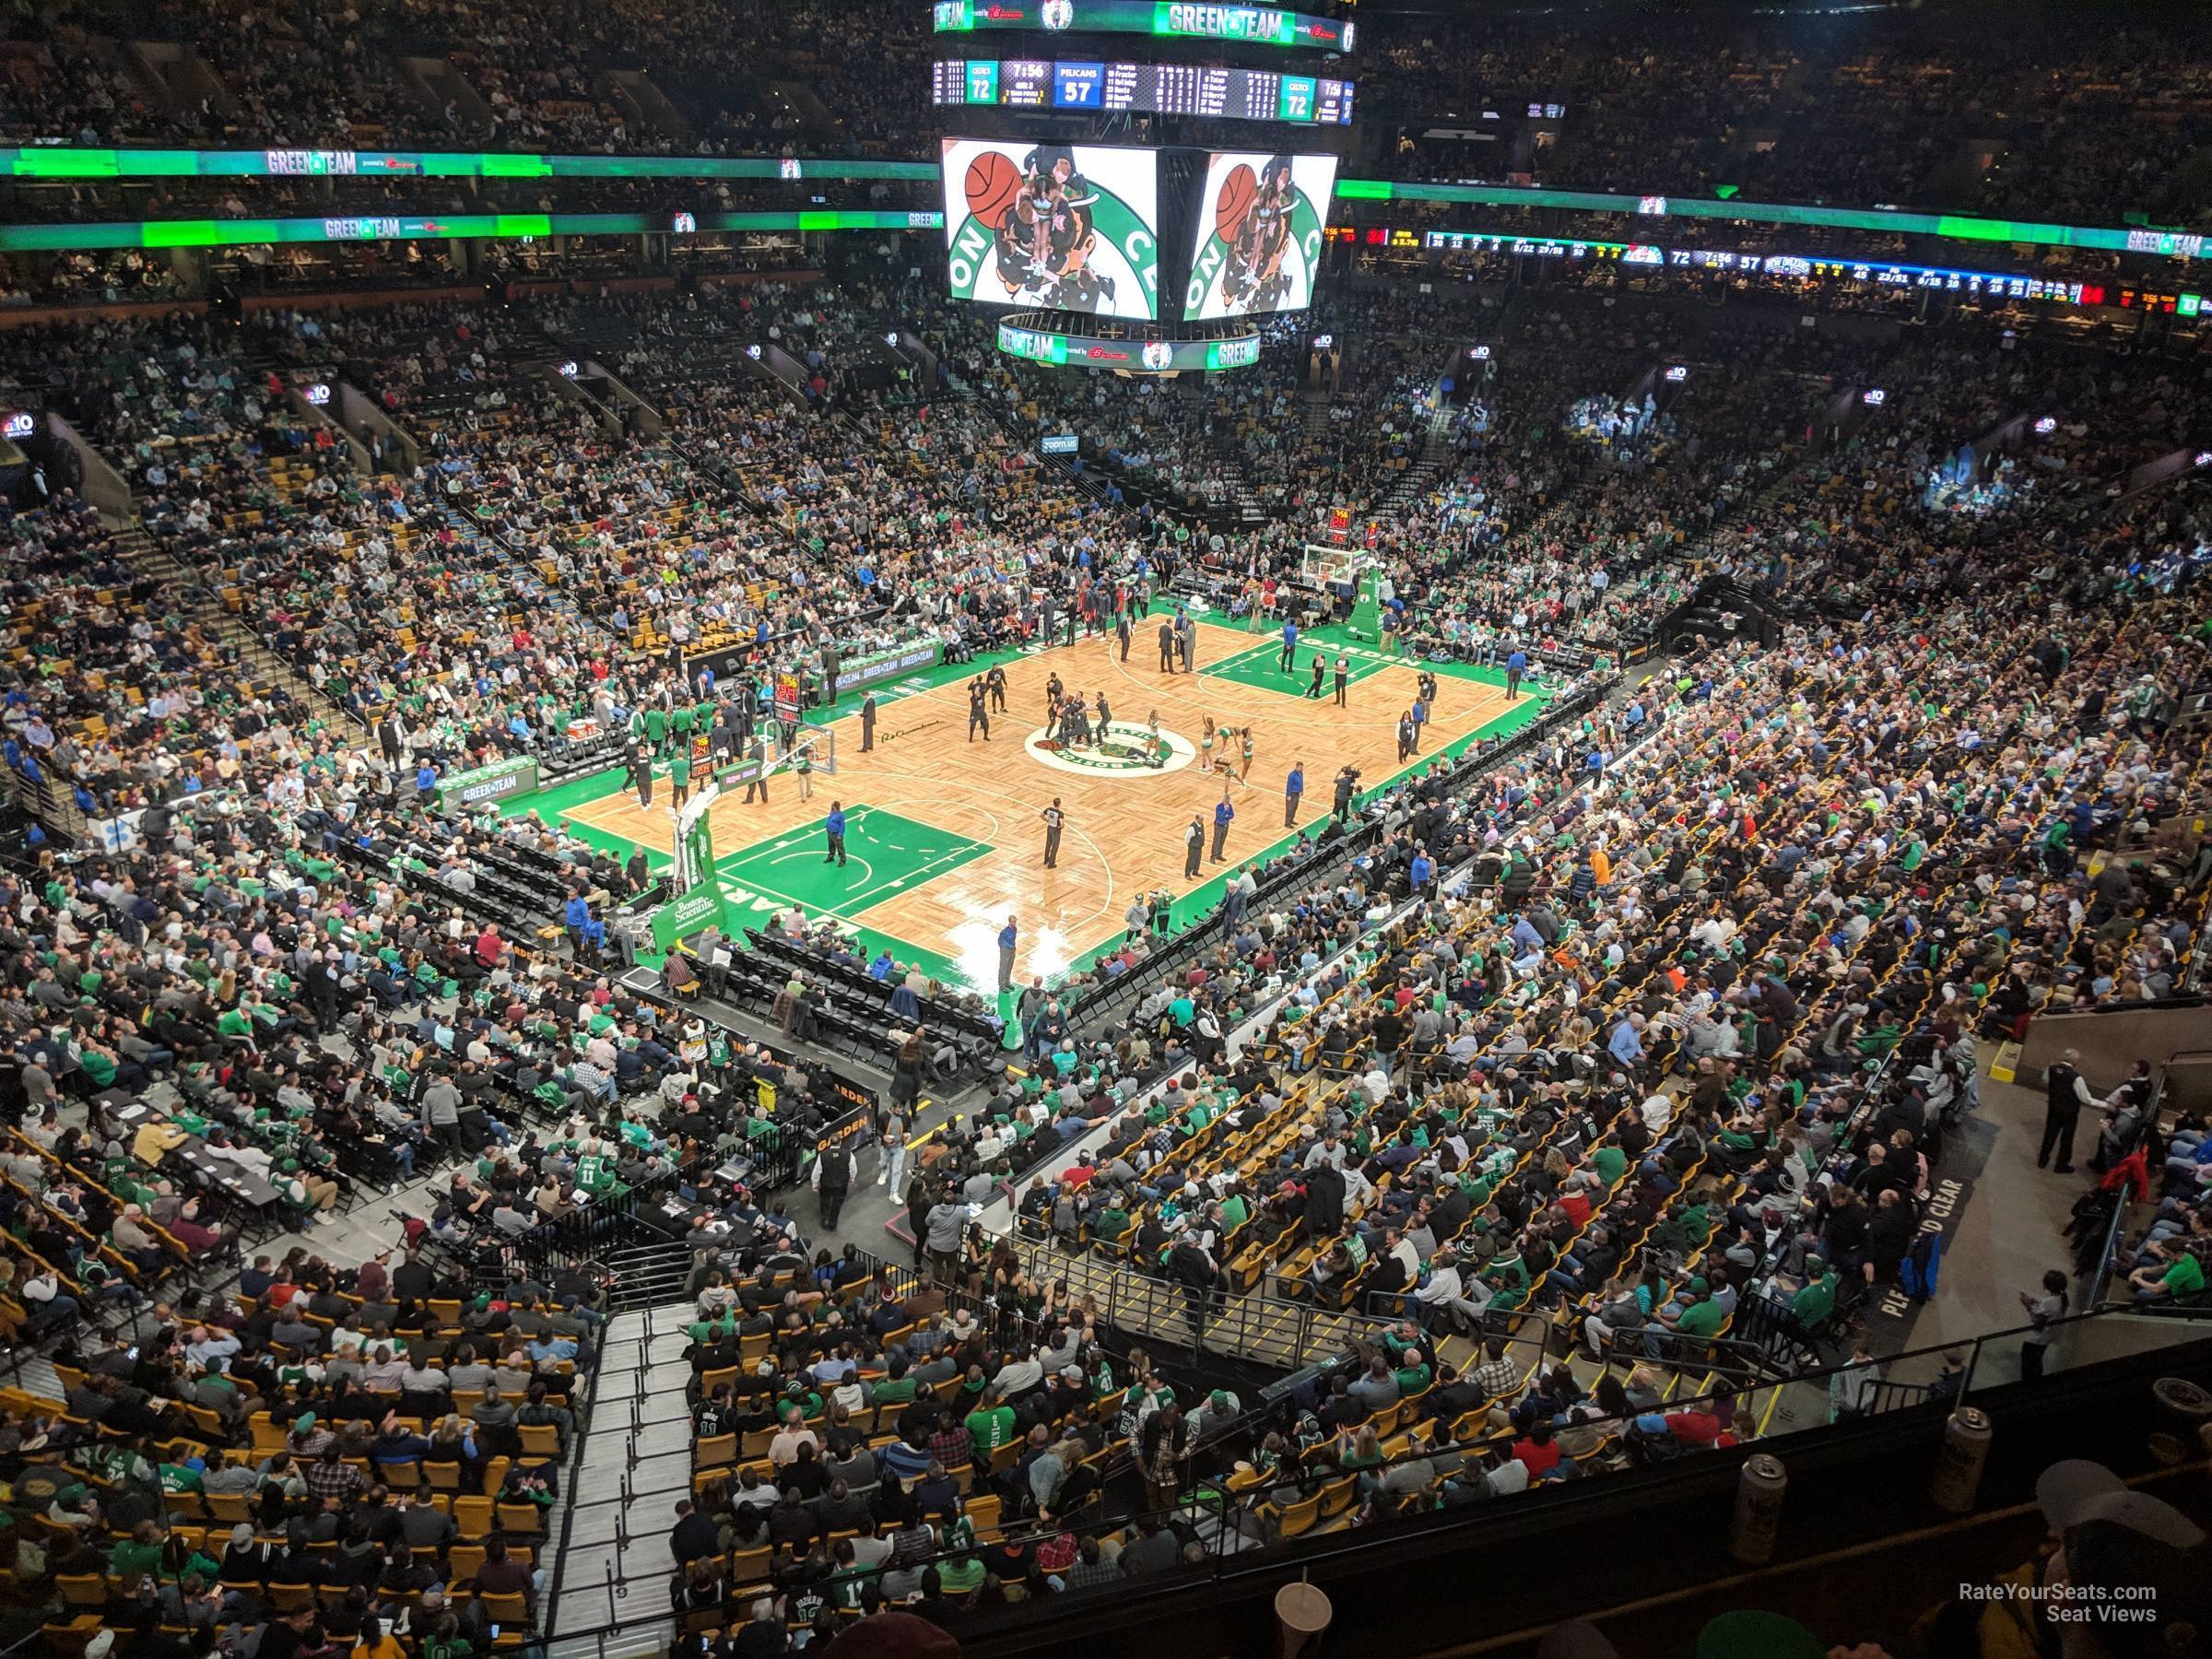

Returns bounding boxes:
[515,616,1552,999]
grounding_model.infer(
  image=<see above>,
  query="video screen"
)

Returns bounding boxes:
[1185,151,1337,320]
[940,138,1159,320]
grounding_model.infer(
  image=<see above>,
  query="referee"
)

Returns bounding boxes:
[1041,798,1065,868]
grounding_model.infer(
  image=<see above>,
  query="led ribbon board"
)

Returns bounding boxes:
[0,148,940,181]
[932,1,1354,53]
[0,210,941,253]
[1359,222,2126,307]
[6,151,2197,262]
[995,321,1261,371]
[1335,179,2206,262]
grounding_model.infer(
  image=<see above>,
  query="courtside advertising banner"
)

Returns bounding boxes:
[941,138,1159,319]
[1187,150,1335,320]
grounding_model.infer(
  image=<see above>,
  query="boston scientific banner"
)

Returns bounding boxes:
[941,138,1159,319]
[1187,151,1336,320]
[653,784,737,950]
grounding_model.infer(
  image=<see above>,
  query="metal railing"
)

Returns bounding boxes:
[2187,913,2212,996]
[539,1289,619,1645]
[2082,1057,2209,1312]
[982,1222,1383,1371]
[4,758,87,841]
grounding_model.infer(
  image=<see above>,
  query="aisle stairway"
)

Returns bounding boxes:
[1371,350,1465,522]
[112,524,359,732]
[1300,390,1332,445]
[547,1300,694,1655]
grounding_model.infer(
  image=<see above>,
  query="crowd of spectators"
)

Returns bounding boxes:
[1372,7,2211,227]
[3,222,2210,1653]
[4,1,2208,232]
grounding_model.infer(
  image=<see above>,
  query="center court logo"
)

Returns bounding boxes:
[1026,721,1196,777]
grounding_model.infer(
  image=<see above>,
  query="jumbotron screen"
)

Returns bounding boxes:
[940,138,1159,319]
[1186,150,1336,319]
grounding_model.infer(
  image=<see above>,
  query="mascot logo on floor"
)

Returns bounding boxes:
[1026,721,1195,777]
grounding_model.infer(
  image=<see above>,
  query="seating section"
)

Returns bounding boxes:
[666,1261,1151,1634]
[6,1265,584,1649]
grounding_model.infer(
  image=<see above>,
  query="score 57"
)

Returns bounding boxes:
[1055,70,1101,106]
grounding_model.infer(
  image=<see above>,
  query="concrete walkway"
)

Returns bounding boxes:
[1890,1050,2084,1387]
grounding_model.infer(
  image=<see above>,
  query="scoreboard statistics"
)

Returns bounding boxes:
[932,2,1355,53]
[932,59,1354,124]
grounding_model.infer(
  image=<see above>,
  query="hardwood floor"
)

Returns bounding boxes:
[566,620,1523,991]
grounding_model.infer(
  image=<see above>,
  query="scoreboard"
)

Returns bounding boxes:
[933,2,1356,53]
[932,59,1354,124]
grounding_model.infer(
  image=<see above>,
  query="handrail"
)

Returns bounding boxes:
[2086,1194,2134,1316]
[2023,991,2212,1019]
[985,1220,1381,1370]
[537,1284,614,1639]
[2086,1062,2177,1311]
[2,760,86,841]
[2187,913,2212,995]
